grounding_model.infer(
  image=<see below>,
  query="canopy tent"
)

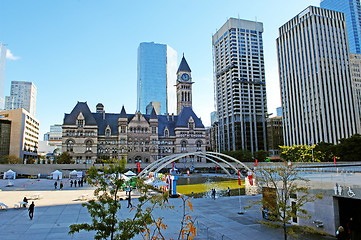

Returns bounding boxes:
[151,180,169,187]
[124,170,137,176]
[51,170,63,180]
[120,174,130,182]
[3,169,16,179]
[69,170,82,179]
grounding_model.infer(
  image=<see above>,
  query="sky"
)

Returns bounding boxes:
[0,0,320,137]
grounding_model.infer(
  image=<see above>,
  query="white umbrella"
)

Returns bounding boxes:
[124,170,137,176]
[144,178,154,185]
[120,174,130,181]
[152,180,169,187]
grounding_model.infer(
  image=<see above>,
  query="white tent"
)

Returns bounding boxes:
[3,169,16,179]
[124,170,137,176]
[51,170,63,180]
[69,170,82,179]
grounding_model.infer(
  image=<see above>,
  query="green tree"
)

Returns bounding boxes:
[255,165,322,240]
[221,149,252,162]
[334,134,361,161]
[280,145,318,162]
[314,142,335,162]
[57,152,74,164]
[26,157,36,164]
[69,161,196,240]
[0,155,22,164]
[254,150,268,162]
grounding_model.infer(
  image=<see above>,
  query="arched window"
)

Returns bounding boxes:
[106,129,111,137]
[164,129,169,137]
[196,141,202,151]
[67,140,74,152]
[85,140,92,151]
[181,141,187,152]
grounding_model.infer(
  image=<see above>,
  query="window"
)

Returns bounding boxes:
[164,129,169,137]
[196,141,202,151]
[77,120,84,128]
[67,140,74,152]
[86,140,92,151]
[152,127,157,134]
[106,129,111,137]
[121,126,126,133]
[181,141,187,152]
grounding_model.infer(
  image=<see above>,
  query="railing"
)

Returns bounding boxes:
[195,221,233,240]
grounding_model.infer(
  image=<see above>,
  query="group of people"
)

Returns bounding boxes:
[54,178,86,190]
[70,179,84,187]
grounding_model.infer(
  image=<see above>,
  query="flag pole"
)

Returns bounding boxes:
[237,164,244,215]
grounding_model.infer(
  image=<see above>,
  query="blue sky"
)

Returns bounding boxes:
[1,0,319,137]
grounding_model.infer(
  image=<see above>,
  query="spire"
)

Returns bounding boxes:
[177,55,191,73]
[120,105,127,118]
[150,107,158,119]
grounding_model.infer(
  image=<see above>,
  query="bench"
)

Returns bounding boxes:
[15,202,28,209]
[0,203,8,210]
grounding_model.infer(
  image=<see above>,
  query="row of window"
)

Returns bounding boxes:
[66,130,96,137]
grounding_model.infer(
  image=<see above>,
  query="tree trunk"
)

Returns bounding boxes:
[283,222,287,240]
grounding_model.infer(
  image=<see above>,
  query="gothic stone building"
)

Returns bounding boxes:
[62,56,206,164]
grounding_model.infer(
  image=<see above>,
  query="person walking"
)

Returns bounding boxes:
[70,180,73,187]
[28,201,35,220]
[54,181,57,190]
[227,187,231,197]
[74,179,77,187]
[127,187,133,208]
[60,181,63,190]
[347,218,355,240]
[212,189,216,200]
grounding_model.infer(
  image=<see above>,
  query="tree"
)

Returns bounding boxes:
[69,161,196,240]
[334,134,361,161]
[314,142,335,162]
[280,145,318,162]
[221,149,252,162]
[0,155,22,164]
[26,157,36,164]
[254,150,268,162]
[57,152,74,164]
[255,165,322,240]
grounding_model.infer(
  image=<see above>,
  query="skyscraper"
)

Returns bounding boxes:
[277,6,360,146]
[5,81,37,116]
[0,43,7,110]
[137,42,177,115]
[321,0,361,54]
[212,18,268,153]
[350,53,361,127]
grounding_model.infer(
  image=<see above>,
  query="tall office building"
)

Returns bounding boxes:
[212,18,268,153]
[137,42,177,115]
[350,53,361,128]
[0,43,7,109]
[277,6,360,146]
[5,81,37,116]
[321,0,361,54]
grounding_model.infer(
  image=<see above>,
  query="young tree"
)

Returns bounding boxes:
[255,165,322,240]
[69,161,196,240]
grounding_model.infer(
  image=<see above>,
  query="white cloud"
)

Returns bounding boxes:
[6,49,20,60]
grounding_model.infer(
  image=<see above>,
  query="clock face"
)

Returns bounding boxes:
[181,73,189,81]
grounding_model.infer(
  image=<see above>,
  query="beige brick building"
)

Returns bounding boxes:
[0,108,39,161]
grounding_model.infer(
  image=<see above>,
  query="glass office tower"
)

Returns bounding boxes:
[321,0,361,54]
[0,43,7,110]
[137,42,177,115]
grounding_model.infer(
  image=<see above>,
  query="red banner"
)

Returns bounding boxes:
[172,162,175,171]
[215,164,218,171]
[137,162,140,173]
[238,169,242,186]
[255,159,258,167]
[334,157,337,165]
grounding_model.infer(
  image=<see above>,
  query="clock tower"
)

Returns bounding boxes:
[176,55,193,114]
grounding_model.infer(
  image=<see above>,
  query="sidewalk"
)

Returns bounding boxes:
[0,194,336,240]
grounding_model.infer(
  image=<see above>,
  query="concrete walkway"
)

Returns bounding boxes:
[0,194,336,240]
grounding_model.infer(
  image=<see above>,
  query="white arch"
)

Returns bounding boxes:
[138,152,253,178]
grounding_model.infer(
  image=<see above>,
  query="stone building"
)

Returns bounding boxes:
[62,56,206,164]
